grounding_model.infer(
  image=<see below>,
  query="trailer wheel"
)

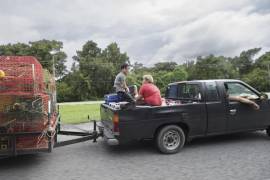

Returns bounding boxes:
[266,127,270,137]
[156,125,185,154]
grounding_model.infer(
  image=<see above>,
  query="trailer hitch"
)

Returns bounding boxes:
[54,120,102,148]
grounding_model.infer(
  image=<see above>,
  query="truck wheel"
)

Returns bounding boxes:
[156,125,185,154]
[266,127,270,137]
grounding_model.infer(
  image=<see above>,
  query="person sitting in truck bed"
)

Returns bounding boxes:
[225,83,260,110]
[136,75,162,106]
[114,63,136,103]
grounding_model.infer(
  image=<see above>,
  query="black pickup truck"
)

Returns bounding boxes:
[100,79,270,154]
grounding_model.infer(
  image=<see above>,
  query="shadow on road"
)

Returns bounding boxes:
[102,140,157,155]
[187,131,269,147]
[103,131,269,154]
[0,154,41,168]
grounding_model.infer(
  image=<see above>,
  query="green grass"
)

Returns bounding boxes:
[59,103,101,124]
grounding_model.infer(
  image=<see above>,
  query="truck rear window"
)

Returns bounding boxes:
[166,85,178,99]
[166,83,201,100]
[178,84,201,100]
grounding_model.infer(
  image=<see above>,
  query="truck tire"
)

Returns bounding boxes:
[156,125,185,154]
[266,127,270,137]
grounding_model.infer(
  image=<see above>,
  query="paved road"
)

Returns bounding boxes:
[1,125,270,180]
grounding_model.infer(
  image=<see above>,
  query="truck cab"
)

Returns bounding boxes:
[167,80,270,134]
[100,79,270,154]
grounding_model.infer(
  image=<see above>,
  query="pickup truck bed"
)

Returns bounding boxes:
[100,79,270,154]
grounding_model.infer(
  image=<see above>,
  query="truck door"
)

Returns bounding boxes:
[224,82,265,131]
[205,81,227,134]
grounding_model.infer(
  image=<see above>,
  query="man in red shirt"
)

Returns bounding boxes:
[136,75,162,106]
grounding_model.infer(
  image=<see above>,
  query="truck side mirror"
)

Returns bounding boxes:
[260,93,268,100]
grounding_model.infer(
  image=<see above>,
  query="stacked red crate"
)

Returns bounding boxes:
[0,56,56,151]
[0,56,44,94]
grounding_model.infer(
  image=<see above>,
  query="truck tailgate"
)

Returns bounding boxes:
[100,104,118,133]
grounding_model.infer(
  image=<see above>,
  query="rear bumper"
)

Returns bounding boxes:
[0,118,59,158]
[0,131,54,158]
[99,124,119,146]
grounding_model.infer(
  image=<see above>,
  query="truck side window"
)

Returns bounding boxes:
[166,85,178,99]
[205,82,220,102]
[225,82,259,99]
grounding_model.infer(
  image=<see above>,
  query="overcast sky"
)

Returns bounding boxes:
[1,0,270,68]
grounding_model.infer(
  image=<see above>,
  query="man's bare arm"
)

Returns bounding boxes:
[124,82,129,92]
[229,96,260,110]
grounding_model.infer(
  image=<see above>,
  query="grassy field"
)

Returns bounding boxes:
[59,103,101,124]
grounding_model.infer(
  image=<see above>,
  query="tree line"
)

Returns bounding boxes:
[0,40,270,102]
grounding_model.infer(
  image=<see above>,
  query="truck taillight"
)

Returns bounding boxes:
[113,113,119,133]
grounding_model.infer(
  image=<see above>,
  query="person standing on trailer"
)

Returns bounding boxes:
[114,63,136,103]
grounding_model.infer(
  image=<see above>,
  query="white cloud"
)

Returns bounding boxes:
[0,15,40,44]
[0,0,270,67]
[150,8,270,64]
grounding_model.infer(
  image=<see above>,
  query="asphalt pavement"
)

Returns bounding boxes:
[1,124,270,180]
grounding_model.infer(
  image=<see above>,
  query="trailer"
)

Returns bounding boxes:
[0,56,102,158]
[0,119,102,158]
[0,114,102,158]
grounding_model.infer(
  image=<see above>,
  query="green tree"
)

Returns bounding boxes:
[191,55,238,80]
[0,43,31,55]
[57,70,91,102]
[155,66,188,94]
[102,42,130,68]
[69,41,129,99]
[242,51,270,92]
[255,51,270,70]
[243,68,270,92]
[56,81,73,102]
[0,40,67,78]
[230,48,261,76]
[153,62,177,72]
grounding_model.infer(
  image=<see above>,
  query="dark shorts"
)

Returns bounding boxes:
[117,91,135,103]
